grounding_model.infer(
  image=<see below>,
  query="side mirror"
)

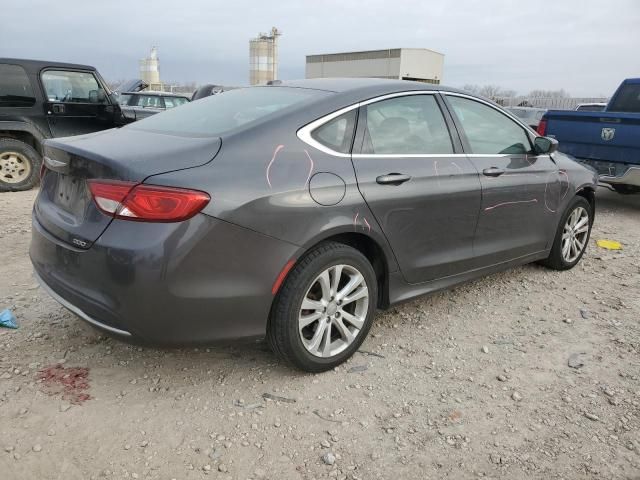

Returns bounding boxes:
[533,136,558,155]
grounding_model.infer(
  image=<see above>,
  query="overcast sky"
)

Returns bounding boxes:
[2,0,638,96]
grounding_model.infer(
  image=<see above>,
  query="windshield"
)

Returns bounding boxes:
[117,93,132,105]
[127,87,330,136]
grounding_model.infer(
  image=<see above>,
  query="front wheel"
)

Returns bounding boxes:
[541,196,593,270]
[267,242,377,372]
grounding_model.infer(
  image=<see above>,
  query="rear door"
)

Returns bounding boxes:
[443,93,558,266]
[352,92,482,284]
[40,69,117,137]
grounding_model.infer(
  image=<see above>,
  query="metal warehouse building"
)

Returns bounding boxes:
[305,48,444,84]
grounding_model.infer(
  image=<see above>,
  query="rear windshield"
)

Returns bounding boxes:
[608,83,640,113]
[127,87,330,136]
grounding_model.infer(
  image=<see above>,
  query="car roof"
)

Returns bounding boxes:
[274,78,466,96]
[122,90,190,98]
[0,58,96,73]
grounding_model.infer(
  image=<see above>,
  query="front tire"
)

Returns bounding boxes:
[0,138,42,192]
[541,196,592,270]
[267,242,377,372]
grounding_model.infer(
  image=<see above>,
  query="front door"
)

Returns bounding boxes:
[40,69,117,137]
[352,93,482,284]
[443,94,559,267]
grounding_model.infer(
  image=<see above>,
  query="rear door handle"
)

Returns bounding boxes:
[52,104,65,114]
[482,167,505,177]
[376,173,411,185]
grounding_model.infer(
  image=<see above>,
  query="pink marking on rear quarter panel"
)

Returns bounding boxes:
[353,212,359,229]
[303,149,315,186]
[363,217,371,233]
[484,199,538,211]
[266,144,285,189]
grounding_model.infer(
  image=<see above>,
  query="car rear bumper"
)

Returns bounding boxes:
[578,158,640,186]
[30,212,298,344]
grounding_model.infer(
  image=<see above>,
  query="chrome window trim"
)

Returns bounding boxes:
[297,91,440,158]
[297,89,540,158]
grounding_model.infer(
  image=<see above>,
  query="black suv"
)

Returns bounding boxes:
[0,58,124,191]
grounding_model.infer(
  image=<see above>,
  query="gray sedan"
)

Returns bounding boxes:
[31,79,597,371]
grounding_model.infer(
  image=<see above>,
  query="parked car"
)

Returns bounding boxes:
[31,79,597,372]
[505,106,547,129]
[0,58,125,191]
[540,78,640,194]
[118,91,190,121]
[191,84,226,101]
[575,102,607,112]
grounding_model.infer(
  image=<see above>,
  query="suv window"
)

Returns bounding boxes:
[447,96,532,155]
[41,70,104,103]
[136,95,165,109]
[0,64,36,107]
[362,95,453,154]
[311,110,357,154]
[163,97,189,109]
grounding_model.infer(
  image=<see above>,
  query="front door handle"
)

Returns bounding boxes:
[376,173,411,185]
[482,167,505,177]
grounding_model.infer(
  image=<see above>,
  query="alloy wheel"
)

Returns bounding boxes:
[0,151,31,184]
[561,206,589,263]
[298,264,369,358]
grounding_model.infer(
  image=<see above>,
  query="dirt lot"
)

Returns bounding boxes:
[0,188,638,480]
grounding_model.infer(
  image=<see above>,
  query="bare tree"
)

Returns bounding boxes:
[528,89,570,98]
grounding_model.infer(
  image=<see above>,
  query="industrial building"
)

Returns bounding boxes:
[249,27,281,85]
[306,48,444,84]
[139,47,162,90]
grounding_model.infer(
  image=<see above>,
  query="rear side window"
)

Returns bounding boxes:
[311,110,357,154]
[128,87,330,136]
[608,84,640,113]
[0,64,35,107]
[41,70,105,103]
[361,95,453,154]
[447,96,532,155]
[163,97,189,109]
[136,95,165,108]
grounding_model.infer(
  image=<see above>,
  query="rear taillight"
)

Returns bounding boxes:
[537,119,547,136]
[88,180,210,222]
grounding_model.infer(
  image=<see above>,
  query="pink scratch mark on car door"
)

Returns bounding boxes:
[484,199,538,211]
[353,212,359,229]
[266,144,285,189]
[363,217,372,233]
[303,149,315,186]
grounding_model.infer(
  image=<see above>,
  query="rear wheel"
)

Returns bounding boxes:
[541,196,592,270]
[0,138,42,192]
[267,242,377,372]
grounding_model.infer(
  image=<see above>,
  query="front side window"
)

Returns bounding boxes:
[311,110,357,154]
[362,95,453,154]
[0,64,35,107]
[447,96,532,155]
[41,70,105,104]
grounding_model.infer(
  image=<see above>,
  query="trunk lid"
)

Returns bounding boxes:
[36,128,221,248]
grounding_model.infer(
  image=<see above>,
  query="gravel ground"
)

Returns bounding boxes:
[0,188,639,480]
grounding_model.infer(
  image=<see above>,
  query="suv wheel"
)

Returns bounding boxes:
[268,242,377,372]
[0,138,42,192]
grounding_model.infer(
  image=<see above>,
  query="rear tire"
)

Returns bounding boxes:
[0,138,42,192]
[267,242,377,372]
[541,196,592,271]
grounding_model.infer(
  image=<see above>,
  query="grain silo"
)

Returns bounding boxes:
[249,28,281,85]
[139,47,161,90]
